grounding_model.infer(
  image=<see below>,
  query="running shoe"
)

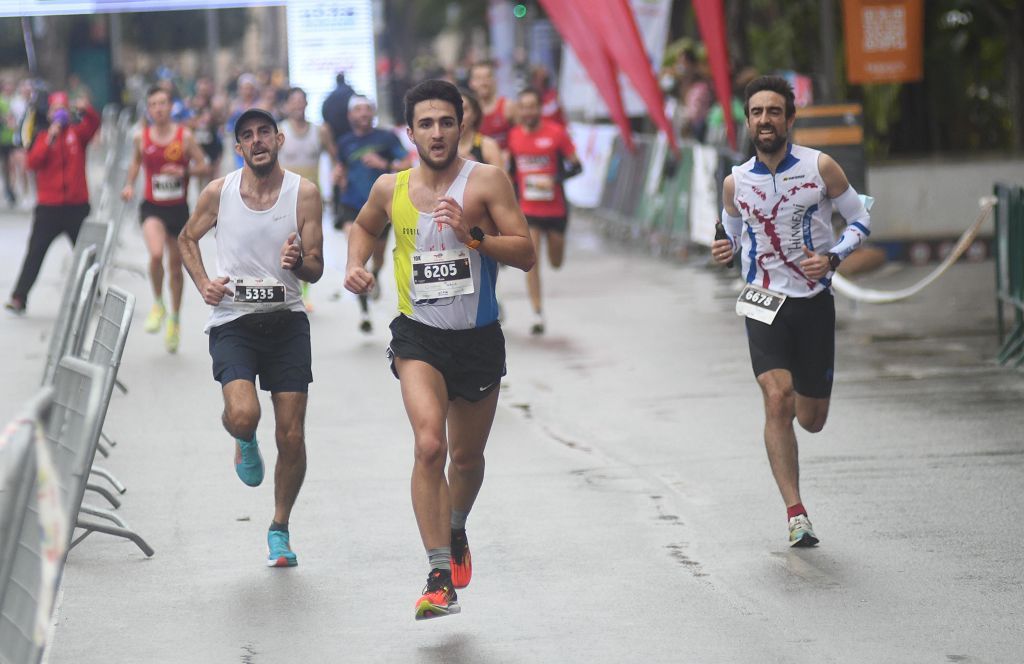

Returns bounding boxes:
[144,303,166,333]
[359,315,373,334]
[4,297,25,315]
[234,438,264,487]
[530,313,545,336]
[450,528,472,589]
[165,318,180,354]
[267,529,298,567]
[788,514,819,547]
[414,569,460,620]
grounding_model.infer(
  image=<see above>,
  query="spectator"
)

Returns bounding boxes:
[5,91,99,314]
[321,70,355,143]
[677,48,712,142]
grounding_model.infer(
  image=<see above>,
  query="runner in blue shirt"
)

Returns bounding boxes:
[333,96,410,333]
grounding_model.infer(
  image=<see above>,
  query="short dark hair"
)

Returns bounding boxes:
[404,79,464,127]
[146,85,170,101]
[470,60,496,76]
[743,75,796,119]
[517,87,541,105]
[287,87,306,100]
[458,87,483,130]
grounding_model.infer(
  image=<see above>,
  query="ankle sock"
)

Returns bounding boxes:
[270,521,288,533]
[427,547,451,572]
[787,503,807,520]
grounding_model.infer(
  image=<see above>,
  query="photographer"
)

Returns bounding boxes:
[5,91,99,314]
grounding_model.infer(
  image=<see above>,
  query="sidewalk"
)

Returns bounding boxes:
[2,206,1022,663]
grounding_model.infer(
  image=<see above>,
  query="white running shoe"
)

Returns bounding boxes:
[788,514,819,547]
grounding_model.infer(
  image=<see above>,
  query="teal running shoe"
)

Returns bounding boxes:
[234,438,264,487]
[788,514,820,547]
[267,529,298,567]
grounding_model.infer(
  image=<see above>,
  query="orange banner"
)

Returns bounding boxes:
[843,0,923,84]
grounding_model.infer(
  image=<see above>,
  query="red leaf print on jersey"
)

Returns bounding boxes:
[749,195,815,290]
[757,252,774,289]
[751,185,767,201]
[787,182,818,198]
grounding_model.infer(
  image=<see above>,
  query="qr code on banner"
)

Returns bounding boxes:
[862,6,907,52]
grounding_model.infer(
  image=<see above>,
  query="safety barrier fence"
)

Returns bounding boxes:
[994,183,1024,367]
[576,131,741,257]
[0,105,150,664]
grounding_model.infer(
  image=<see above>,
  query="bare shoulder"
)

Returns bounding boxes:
[723,173,735,193]
[816,152,850,195]
[297,177,320,200]
[198,176,227,204]
[469,162,510,189]
[371,171,399,196]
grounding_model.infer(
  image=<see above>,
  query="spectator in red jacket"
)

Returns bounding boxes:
[5,91,99,314]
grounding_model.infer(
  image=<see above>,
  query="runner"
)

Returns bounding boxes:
[122,85,209,353]
[468,61,515,151]
[332,95,410,333]
[711,75,873,547]
[178,107,324,567]
[277,86,332,312]
[506,87,582,335]
[343,79,535,619]
[457,89,503,168]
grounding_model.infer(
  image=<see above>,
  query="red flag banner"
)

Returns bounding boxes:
[538,0,635,150]
[575,0,678,152]
[843,0,924,84]
[692,0,736,149]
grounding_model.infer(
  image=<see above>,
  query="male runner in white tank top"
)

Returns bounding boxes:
[178,108,324,568]
[345,80,535,620]
[712,76,872,548]
[277,86,332,312]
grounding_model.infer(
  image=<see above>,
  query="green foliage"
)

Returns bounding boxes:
[745,0,821,76]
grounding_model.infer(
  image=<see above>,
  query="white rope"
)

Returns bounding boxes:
[831,196,998,304]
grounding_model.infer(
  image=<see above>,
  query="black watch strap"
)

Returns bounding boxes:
[827,252,841,270]
[470,226,485,242]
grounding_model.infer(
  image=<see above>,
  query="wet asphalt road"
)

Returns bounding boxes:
[2,205,1022,663]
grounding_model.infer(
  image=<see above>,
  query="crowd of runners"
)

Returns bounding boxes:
[4,64,866,621]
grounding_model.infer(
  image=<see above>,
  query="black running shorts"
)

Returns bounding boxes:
[745,289,835,399]
[209,310,312,393]
[140,200,190,238]
[526,214,568,234]
[387,314,506,402]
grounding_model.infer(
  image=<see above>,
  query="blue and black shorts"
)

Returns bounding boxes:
[209,310,312,393]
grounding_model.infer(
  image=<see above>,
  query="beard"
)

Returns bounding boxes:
[244,148,277,177]
[753,127,787,155]
[416,141,458,171]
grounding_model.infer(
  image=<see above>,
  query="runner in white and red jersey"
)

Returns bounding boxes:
[507,87,582,335]
[122,85,209,353]
[468,61,516,151]
[712,75,872,548]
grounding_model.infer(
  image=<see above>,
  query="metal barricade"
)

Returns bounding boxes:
[994,183,1024,366]
[0,358,106,664]
[73,286,152,556]
[41,246,97,386]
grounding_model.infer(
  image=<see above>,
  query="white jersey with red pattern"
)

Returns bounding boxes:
[731,143,834,298]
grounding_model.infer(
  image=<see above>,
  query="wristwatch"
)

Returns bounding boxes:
[466,226,485,250]
[827,252,841,271]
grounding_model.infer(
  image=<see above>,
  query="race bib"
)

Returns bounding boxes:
[152,173,184,201]
[735,284,786,325]
[523,173,556,201]
[412,249,474,299]
[233,277,285,306]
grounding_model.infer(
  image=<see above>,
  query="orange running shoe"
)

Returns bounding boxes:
[450,528,472,589]
[414,569,460,620]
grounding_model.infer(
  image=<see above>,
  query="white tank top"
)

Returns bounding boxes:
[277,119,322,184]
[205,168,305,332]
[731,143,834,298]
